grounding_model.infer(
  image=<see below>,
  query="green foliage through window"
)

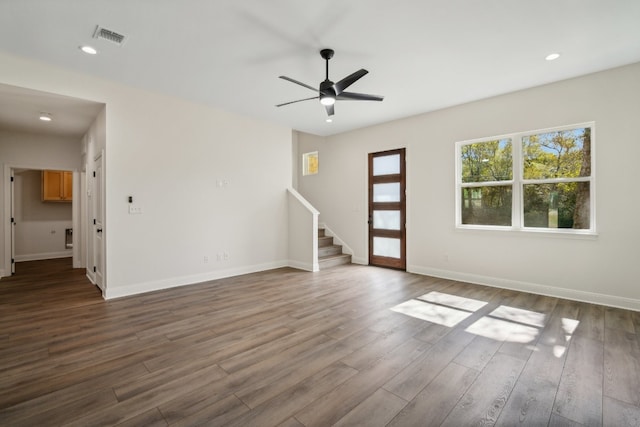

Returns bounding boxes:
[461,139,512,183]
[523,128,590,179]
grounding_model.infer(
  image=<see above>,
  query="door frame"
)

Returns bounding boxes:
[9,168,15,275]
[89,150,106,294]
[367,148,407,270]
[2,164,83,277]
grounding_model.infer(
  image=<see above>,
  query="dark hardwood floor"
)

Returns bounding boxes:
[1,258,639,426]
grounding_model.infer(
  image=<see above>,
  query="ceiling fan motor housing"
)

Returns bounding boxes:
[320,79,336,100]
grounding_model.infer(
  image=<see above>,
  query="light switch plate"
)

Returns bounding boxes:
[129,205,142,214]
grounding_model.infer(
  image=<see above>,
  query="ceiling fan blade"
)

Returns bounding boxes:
[325,103,335,116]
[337,91,384,102]
[279,76,318,93]
[276,96,319,107]
[333,69,368,94]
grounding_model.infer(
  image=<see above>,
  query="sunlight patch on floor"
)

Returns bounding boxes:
[390,292,579,353]
[391,299,473,327]
[489,305,547,328]
[417,291,487,312]
[465,316,539,343]
[391,291,487,327]
[562,317,580,337]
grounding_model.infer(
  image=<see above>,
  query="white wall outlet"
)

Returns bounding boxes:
[223,251,229,261]
[129,205,143,214]
[203,255,209,264]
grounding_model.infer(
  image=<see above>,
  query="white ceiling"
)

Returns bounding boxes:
[1,0,639,137]
[0,83,104,138]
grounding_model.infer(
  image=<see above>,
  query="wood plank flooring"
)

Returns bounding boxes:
[1,258,639,426]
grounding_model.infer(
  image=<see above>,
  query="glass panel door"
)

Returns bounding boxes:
[368,148,406,270]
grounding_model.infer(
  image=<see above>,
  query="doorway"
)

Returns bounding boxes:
[7,167,79,275]
[368,148,406,270]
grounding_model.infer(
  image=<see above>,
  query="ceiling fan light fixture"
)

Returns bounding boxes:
[320,95,336,106]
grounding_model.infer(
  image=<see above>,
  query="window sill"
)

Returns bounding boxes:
[455,225,598,240]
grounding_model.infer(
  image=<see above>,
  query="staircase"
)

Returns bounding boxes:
[318,228,351,269]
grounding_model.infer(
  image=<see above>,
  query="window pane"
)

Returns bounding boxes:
[523,182,590,229]
[461,185,512,226]
[461,139,512,183]
[373,154,400,176]
[373,183,400,202]
[522,127,591,179]
[302,151,318,176]
[373,210,401,230]
[373,237,401,258]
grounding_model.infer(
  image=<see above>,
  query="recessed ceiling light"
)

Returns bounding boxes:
[545,53,560,61]
[39,113,52,122]
[80,45,98,55]
[326,118,333,123]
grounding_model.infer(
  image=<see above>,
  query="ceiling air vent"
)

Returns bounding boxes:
[93,26,126,46]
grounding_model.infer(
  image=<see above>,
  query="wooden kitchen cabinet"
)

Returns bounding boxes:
[42,170,73,202]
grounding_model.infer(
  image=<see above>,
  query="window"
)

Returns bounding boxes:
[456,123,594,233]
[302,151,318,176]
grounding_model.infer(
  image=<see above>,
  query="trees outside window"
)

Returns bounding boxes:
[456,123,594,233]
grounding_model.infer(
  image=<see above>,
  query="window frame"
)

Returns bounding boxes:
[302,151,319,176]
[455,122,596,235]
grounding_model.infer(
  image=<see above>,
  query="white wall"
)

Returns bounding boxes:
[297,62,640,310]
[0,130,81,169]
[14,169,72,261]
[0,52,292,298]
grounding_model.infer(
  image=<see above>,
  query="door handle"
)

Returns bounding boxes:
[96,228,103,233]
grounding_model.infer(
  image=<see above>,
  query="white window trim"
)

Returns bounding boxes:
[455,122,596,236]
[302,151,318,176]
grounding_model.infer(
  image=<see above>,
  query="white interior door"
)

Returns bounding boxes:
[93,153,105,291]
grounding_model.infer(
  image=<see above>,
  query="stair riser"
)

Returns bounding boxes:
[318,254,352,269]
[318,246,342,257]
[318,236,334,247]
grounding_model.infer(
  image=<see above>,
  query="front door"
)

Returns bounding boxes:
[368,148,406,270]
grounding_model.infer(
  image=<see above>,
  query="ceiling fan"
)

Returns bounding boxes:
[276,48,384,116]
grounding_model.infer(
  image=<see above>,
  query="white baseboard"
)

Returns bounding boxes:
[351,256,368,265]
[15,251,72,262]
[104,260,290,300]
[288,260,319,272]
[0,269,6,278]
[408,265,640,312]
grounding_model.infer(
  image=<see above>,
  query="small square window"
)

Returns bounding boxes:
[302,151,318,176]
